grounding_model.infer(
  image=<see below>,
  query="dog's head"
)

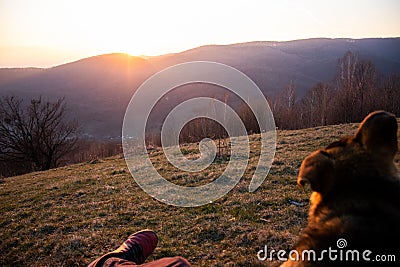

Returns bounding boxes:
[298,111,398,196]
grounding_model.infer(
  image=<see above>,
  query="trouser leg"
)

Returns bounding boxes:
[101,256,191,267]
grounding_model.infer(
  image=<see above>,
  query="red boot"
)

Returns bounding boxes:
[88,229,158,267]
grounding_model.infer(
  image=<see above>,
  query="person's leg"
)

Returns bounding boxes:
[87,230,158,267]
[139,256,191,267]
[102,256,191,267]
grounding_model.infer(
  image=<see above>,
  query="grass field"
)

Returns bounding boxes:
[1,121,399,266]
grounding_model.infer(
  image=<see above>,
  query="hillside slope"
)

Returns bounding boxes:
[1,121,399,266]
[148,38,400,94]
[1,38,399,138]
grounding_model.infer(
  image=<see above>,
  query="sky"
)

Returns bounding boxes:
[1,0,399,67]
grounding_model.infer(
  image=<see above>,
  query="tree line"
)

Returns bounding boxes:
[270,51,400,130]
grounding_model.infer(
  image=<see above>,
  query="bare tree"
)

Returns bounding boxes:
[333,51,359,123]
[353,59,376,116]
[301,82,331,127]
[379,74,400,116]
[273,82,298,129]
[332,51,377,123]
[238,103,258,134]
[0,96,79,172]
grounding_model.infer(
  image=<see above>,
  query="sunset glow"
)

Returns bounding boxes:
[1,0,399,67]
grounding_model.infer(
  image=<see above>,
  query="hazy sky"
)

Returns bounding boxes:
[1,0,399,67]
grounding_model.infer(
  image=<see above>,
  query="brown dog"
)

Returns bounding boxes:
[282,111,400,266]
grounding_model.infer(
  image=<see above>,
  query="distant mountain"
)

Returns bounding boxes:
[0,54,156,138]
[148,38,400,94]
[0,68,43,86]
[0,38,399,139]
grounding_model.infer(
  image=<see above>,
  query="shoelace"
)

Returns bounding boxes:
[122,240,144,263]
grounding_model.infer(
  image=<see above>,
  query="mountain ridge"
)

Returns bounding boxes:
[1,38,399,138]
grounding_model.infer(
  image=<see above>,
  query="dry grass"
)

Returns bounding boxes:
[1,121,399,266]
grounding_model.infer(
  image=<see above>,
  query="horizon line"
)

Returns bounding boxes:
[1,36,399,69]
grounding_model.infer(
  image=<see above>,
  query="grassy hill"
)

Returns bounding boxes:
[1,121,399,266]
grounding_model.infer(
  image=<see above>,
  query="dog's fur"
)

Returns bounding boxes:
[282,111,400,266]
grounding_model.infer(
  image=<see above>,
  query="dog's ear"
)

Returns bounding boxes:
[298,150,335,194]
[355,111,398,161]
